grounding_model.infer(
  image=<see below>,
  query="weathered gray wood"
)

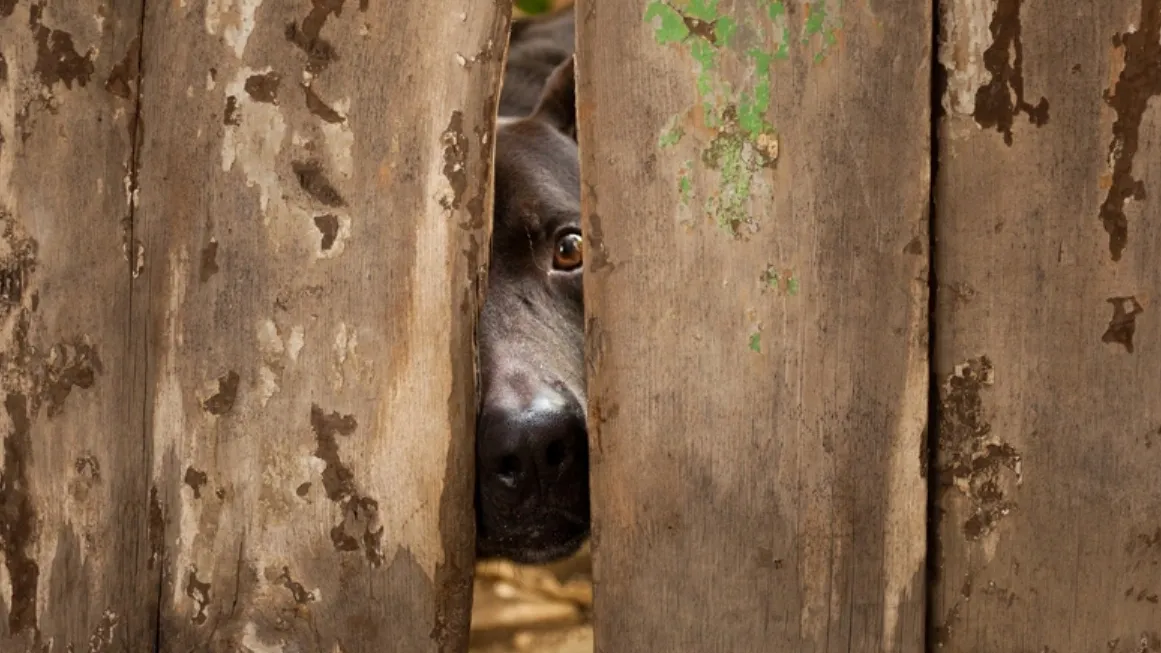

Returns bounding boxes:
[577,0,931,651]
[131,0,509,650]
[934,0,1161,649]
[0,1,156,650]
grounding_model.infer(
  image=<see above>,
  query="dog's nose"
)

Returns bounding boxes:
[478,389,587,495]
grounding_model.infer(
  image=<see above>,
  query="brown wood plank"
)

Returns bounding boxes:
[576,0,931,651]
[0,1,156,650]
[933,0,1161,650]
[131,0,509,650]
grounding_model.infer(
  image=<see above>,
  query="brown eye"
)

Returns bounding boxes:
[553,232,583,271]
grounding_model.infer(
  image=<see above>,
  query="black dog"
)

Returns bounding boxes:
[474,6,589,565]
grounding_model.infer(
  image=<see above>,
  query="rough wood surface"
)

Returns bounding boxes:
[576,0,931,651]
[133,0,510,649]
[0,0,511,651]
[0,1,157,650]
[933,0,1161,650]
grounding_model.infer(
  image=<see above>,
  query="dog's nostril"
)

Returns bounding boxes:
[544,438,567,468]
[497,454,522,485]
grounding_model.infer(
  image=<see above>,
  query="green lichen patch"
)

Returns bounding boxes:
[698,105,778,234]
[803,1,843,63]
[677,160,695,206]
[761,264,799,295]
[659,115,686,148]
[645,0,739,47]
[646,0,840,239]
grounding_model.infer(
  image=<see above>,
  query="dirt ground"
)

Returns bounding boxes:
[468,543,593,653]
[472,3,590,652]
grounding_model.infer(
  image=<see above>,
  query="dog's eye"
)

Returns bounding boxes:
[552,232,583,271]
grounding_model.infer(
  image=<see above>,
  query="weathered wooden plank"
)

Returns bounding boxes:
[0,1,156,650]
[576,1,930,651]
[131,0,509,650]
[934,0,1161,649]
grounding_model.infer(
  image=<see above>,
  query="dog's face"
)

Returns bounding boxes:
[475,58,589,565]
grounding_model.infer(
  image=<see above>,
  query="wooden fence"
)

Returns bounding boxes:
[2,0,508,650]
[1,0,1158,652]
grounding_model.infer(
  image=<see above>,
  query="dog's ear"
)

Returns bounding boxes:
[531,55,577,140]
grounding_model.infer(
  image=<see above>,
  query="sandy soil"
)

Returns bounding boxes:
[469,544,593,653]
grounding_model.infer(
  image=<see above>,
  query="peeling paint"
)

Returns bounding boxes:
[971,0,1049,145]
[244,70,281,103]
[440,111,469,210]
[311,405,357,501]
[220,67,288,219]
[132,241,145,278]
[310,404,385,565]
[1099,0,1160,262]
[314,214,339,250]
[333,322,355,372]
[312,212,352,258]
[256,318,285,359]
[320,97,354,178]
[223,95,241,126]
[938,357,1022,544]
[104,37,141,100]
[30,4,96,90]
[286,1,343,74]
[199,239,219,282]
[938,0,995,118]
[183,467,209,499]
[267,565,317,604]
[292,159,346,207]
[286,325,305,361]
[257,365,279,406]
[201,370,240,415]
[255,319,288,405]
[305,85,348,125]
[222,67,355,256]
[1102,295,1145,353]
[205,0,263,59]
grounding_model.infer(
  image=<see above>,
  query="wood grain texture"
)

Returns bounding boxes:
[130,0,509,651]
[934,0,1161,649]
[0,1,156,650]
[576,0,930,651]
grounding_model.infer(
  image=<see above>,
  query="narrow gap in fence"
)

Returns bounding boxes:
[923,0,946,650]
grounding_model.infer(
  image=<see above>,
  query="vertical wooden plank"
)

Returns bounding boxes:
[0,1,155,650]
[934,0,1161,649]
[132,0,508,650]
[576,1,930,651]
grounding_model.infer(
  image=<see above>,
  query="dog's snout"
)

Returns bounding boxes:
[478,388,587,496]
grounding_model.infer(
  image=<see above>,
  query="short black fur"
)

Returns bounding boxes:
[474,6,589,565]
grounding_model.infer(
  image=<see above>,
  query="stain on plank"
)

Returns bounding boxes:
[972,0,1049,145]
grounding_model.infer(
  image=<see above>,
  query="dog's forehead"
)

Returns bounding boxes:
[493,119,579,231]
